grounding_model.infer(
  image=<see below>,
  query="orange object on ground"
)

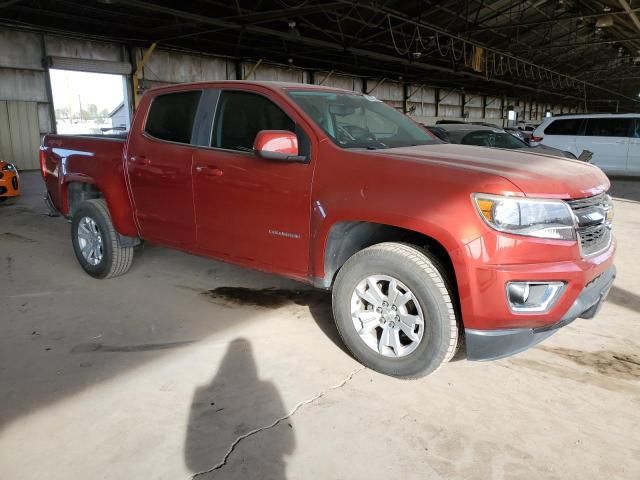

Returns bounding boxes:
[0,160,21,202]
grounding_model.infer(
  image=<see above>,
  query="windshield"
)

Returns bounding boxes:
[450,130,528,149]
[288,90,437,149]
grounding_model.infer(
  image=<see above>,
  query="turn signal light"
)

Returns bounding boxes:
[476,198,494,221]
[39,148,47,179]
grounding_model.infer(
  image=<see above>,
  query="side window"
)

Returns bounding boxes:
[585,118,632,138]
[145,91,202,144]
[212,91,296,151]
[633,119,640,138]
[543,119,582,135]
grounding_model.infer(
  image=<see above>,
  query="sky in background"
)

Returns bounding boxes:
[50,69,125,115]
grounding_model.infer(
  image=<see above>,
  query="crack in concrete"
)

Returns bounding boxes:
[190,366,366,479]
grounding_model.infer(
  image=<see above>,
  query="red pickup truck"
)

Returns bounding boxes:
[40,81,616,378]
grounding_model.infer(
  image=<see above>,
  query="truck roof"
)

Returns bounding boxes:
[549,112,639,118]
[146,80,355,95]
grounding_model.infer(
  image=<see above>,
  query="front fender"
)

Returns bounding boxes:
[310,206,474,289]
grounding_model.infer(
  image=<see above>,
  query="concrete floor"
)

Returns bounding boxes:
[1,172,639,480]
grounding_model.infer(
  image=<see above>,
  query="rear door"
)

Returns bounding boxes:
[192,88,314,277]
[627,118,640,175]
[578,117,631,174]
[126,90,202,248]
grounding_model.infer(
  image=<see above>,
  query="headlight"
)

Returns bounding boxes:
[473,194,576,240]
[605,194,614,223]
[2,163,15,171]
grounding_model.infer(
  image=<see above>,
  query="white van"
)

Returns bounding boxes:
[530,113,639,175]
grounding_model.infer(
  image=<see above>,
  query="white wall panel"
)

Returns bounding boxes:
[141,49,229,84]
[367,79,403,101]
[439,104,462,117]
[38,103,52,132]
[416,103,437,117]
[313,72,363,92]
[244,63,305,83]
[485,108,502,119]
[466,107,483,118]
[439,91,461,106]
[0,70,47,102]
[0,102,12,163]
[0,101,41,170]
[45,36,122,62]
[465,94,483,107]
[0,30,42,70]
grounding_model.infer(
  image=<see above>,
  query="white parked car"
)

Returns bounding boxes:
[531,113,639,175]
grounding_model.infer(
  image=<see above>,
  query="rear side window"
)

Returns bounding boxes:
[145,91,202,144]
[543,118,582,135]
[633,119,640,138]
[212,91,295,151]
[584,118,632,137]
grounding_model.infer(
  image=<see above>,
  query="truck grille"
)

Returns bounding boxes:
[567,193,613,257]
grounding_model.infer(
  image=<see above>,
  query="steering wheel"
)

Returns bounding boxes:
[339,125,377,142]
[336,124,357,142]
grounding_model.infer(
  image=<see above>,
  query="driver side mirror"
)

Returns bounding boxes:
[253,130,306,162]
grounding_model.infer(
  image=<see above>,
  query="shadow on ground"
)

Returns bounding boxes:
[609,178,640,203]
[202,286,350,355]
[185,338,294,479]
[607,285,640,314]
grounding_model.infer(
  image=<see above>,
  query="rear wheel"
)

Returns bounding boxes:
[71,199,134,278]
[332,242,458,378]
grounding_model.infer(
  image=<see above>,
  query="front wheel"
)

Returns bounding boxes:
[332,243,459,378]
[71,199,134,279]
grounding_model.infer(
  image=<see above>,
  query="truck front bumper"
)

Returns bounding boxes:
[465,264,616,361]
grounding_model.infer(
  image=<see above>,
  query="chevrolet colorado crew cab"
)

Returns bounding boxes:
[40,81,616,378]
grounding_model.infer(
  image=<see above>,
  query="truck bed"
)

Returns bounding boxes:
[40,133,137,236]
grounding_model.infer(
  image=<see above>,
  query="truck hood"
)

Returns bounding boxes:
[372,144,609,199]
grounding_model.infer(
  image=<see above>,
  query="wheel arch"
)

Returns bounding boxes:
[65,181,103,217]
[62,178,139,238]
[64,180,140,244]
[317,220,461,293]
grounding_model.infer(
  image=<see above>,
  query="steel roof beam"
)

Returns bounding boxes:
[114,0,585,101]
[461,8,640,32]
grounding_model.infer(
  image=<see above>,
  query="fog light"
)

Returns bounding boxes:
[506,281,565,313]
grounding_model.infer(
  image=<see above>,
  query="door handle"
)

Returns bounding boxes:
[130,155,150,165]
[195,165,224,176]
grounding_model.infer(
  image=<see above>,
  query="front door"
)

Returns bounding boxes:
[192,89,313,277]
[126,90,202,248]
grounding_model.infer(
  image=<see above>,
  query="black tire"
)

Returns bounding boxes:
[71,199,134,279]
[332,242,459,378]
